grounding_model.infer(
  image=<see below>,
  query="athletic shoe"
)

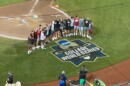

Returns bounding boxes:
[32,47,35,50]
[55,37,57,39]
[54,37,57,39]
[89,36,92,40]
[27,51,30,54]
[41,46,46,49]
[27,50,31,54]
[71,33,73,36]
[38,45,41,48]
[53,37,55,39]
[87,35,92,40]
[87,35,89,38]
[52,37,55,40]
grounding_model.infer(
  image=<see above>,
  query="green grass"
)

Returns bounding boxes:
[0,0,130,85]
[54,0,130,64]
[0,0,27,7]
[0,37,81,86]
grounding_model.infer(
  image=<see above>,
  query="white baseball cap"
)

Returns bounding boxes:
[62,71,65,74]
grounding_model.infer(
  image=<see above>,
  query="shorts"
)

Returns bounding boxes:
[40,36,46,40]
[65,26,70,30]
[46,35,49,38]
[34,38,37,43]
[78,27,83,30]
[84,27,90,30]
[74,26,79,29]
[51,30,55,34]
[70,26,74,30]
[54,28,59,32]
[60,27,64,31]
[28,44,32,48]
[31,39,34,45]
[48,29,51,36]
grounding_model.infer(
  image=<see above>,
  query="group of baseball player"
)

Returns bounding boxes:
[27,16,93,54]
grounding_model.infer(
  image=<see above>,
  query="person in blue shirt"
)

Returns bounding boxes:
[59,77,65,86]
[58,71,67,86]
[78,18,84,37]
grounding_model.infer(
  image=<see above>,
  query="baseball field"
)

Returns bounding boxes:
[0,0,130,86]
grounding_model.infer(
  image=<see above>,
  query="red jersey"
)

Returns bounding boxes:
[74,18,79,26]
[37,29,41,38]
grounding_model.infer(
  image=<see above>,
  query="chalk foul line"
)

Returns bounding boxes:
[28,0,39,15]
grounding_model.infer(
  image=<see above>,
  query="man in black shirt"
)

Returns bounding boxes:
[84,18,92,40]
[79,65,87,80]
[64,19,71,37]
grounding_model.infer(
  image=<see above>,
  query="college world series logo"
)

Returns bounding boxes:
[51,39,107,66]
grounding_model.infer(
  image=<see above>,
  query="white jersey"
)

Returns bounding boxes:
[70,19,74,27]
[46,26,50,35]
[40,31,45,40]
[51,21,54,31]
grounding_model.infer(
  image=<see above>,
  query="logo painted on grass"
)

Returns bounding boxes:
[58,40,71,46]
[51,39,107,66]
